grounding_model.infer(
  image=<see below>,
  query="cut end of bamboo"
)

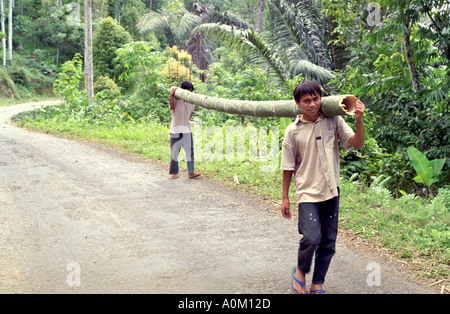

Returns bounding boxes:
[340,95,357,115]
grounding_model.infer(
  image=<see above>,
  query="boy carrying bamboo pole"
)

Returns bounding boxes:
[169,81,201,179]
[280,80,365,294]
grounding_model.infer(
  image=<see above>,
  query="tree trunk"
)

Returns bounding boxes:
[170,88,357,118]
[327,14,346,70]
[257,0,265,32]
[192,0,200,14]
[403,30,421,93]
[7,0,12,64]
[1,0,6,67]
[115,0,121,24]
[403,28,423,112]
[401,4,421,108]
[84,0,94,101]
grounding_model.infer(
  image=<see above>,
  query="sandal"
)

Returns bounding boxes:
[310,289,327,294]
[291,267,306,294]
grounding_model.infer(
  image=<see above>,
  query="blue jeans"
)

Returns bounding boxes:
[169,133,194,174]
[297,190,339,285]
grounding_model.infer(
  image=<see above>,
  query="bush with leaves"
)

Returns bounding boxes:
[115,41,170,123]
[53,53,88,111]
[93,17,133,80]
[94,76,121,100]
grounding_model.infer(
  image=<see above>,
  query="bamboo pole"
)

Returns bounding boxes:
[170,87,356,118]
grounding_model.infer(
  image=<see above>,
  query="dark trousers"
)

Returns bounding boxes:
[297,190,339,285]
[169,133,194,175]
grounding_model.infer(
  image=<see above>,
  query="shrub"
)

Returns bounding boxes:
[0,68,16,99]
[93,17,133,80]
[94,75,121,103]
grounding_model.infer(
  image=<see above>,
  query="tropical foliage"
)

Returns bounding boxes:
[2,0,448,192]
[93,16,133,80]
[8,0,449,282]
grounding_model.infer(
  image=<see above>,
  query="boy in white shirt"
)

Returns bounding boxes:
[169,81,201,179]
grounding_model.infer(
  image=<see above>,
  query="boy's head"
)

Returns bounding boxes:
[181,81,194,92]
[293,80,322,103]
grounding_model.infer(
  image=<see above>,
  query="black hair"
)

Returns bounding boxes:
[181,81,194,91]
[293,80,322,102]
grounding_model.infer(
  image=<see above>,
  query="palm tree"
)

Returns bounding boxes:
[194,23,289,84]
[136,4,201,47]
[193,0,334,86]
[136,0,251,79]
[266,0,334,72]
[137,0,335,87]
[277,0,333,70]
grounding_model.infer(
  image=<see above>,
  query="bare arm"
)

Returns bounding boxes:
[281,170,294,218]
[170,87,177,111]
[348,100,365,150]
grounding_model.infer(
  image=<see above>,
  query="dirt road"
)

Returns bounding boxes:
[0,101,438,294]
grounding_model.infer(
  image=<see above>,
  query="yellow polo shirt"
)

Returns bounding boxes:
[281,114,355,203]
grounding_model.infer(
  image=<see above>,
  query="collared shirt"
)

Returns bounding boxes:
[170,98,194,134]
[281,114,355,203]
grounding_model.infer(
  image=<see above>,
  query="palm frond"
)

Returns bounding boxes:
[172,10,202,42]
[137,8,202,44]
[271,0,333,70]
[136,10,171,34]
[266,0,335,84]
[194,23,289,84]
[202,7,253,29]
[285,44,334,84]
[290,58,335,84]
[266,0,299,50]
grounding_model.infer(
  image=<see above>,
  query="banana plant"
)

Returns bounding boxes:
[407,146,446,196]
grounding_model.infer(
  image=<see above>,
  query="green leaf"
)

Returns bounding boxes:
[407,146,433,186]
[430,158,446,184]
[413,173,431,185]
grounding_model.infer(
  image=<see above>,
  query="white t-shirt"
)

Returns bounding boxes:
[170,98,194,134]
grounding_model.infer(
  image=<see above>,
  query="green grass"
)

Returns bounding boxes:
[339,182,449,280]
[14,106,449,283]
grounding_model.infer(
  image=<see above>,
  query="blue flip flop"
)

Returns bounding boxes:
[291,267,306,294]
[310,289,327,294]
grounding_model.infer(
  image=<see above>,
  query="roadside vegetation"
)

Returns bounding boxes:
[4,0,449,285]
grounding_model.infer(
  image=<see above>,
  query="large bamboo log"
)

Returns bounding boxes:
[170,87,356,118]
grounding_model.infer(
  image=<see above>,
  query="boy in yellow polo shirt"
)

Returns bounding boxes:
[281,80,365,294]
